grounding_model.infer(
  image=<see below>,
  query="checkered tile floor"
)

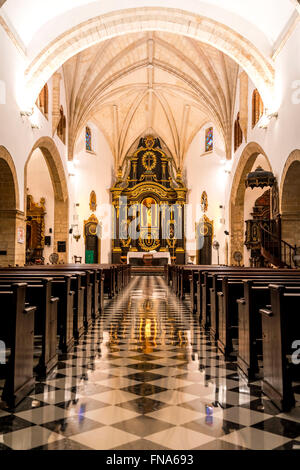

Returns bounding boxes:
[0,275,299,450]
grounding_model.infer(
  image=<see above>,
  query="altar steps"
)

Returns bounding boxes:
[131,266,166,276]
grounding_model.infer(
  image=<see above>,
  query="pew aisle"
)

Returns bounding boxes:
[0,276,299,450]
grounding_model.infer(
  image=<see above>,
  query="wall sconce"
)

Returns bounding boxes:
[68,161,76,177]
[267,112,278,120]
[259,110,279,129]
[221,160,232,175]
[71,224,81,242]
[20,108,34,117]
[213,240,220,265]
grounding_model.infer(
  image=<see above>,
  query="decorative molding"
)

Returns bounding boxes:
[272,11,300,60]
[239,71,248,142]
[0,13,26,57]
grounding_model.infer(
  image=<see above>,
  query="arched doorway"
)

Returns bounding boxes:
[281,150,300,249]
[230,142,273,266]
[0,146,22,266]
[196,215,214,265]
[25,137,69,263]
[84,214,101,264]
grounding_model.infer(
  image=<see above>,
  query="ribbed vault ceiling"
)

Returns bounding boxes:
[64,31,239,169]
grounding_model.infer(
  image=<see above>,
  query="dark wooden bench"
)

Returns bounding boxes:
[237,280,300,380]
[0,278,59,377]
[204,268,300,337]
[216,272,300,356]
[200,268,300,324]
[260,285,300,411]
[22,264,101,319]
[0,270,86,341]
[0,273,75,353]
[0,284,36,407]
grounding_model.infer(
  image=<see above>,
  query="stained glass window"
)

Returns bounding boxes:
[252,89,264,128]
[205,127,213,152]
[57,106,66,144]
[234,113,243,151]
[37,84,48,116]
[86,126,92,151]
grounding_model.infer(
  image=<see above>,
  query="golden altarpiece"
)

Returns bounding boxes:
[26,195,46,264]
[110,136,187,264]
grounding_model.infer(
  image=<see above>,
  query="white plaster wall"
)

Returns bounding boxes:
[69,123,114,263]
[184,124,227,265]
[26,149,55,262]
[1,14,300,266]
[229,22,300,195]
[0,26,69,214]
[223,22,300,263]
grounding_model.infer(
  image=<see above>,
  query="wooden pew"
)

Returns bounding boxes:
[0,270,86,341]
[22,264,102,318]
[216,272,300,356]
[260,285,300,411]
[0,263,130,331]
[104,265,115,299]
[204,268,300,336]
[179,265,265,315]
[202,267,300,321]
[0,278,59,377]
[0,273,75,353]
[237,280,300,380]
[0,284,36,407]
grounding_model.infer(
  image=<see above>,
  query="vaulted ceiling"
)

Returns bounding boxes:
[63,31,239,169]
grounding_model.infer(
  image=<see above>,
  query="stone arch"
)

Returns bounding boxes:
[280,149,300,247]
[0,146,23,266]
[25,7,275,109]
[0,146,20,210]
[25,137,69,262]
[229,142,272,265]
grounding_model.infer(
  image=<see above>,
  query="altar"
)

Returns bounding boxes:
[110,135,187,265]
[127,251,171,266]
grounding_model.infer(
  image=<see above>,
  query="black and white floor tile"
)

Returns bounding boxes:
[0,276,299,450]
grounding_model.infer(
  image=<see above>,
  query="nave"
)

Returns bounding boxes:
[0,276,299,451]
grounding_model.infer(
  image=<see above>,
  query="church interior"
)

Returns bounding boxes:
[0,0,299,452]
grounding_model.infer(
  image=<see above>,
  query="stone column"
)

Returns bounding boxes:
[54,199,69,263]
[176,202,185,264]
[0,210,25,266]
[112,200,122,263]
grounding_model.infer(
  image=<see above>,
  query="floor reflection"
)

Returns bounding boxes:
[0,276,299,450]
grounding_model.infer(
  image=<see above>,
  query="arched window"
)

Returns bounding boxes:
[86,126,92,152]
[252,89,264,128]
[36,84,48,117]
[234,113,243,152]
[205,127,213,153]
[57,106,66,144]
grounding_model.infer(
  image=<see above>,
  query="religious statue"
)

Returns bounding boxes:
[142,197,156,228]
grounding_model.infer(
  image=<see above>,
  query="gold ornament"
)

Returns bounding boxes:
[201,191,208,213]
[142,151,157,171]
[89,191,97,211]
